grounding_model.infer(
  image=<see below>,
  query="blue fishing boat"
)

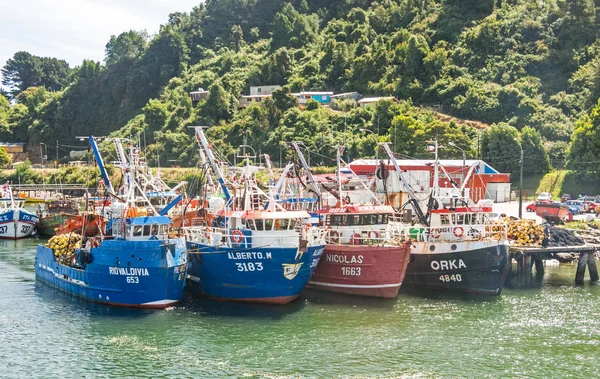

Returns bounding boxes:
[0,184,38,239]
[35,136,188,308]
[182,127,326,304]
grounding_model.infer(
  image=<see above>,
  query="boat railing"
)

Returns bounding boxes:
[390,223,508,243]
[182,226,303,248]
[325,228,407,246]
[303,226,328,246]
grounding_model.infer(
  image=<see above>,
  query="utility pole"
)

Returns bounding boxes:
[56,140,58,162]
[519,146,524,219]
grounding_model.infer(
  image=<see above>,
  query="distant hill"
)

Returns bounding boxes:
[2,0,599,177]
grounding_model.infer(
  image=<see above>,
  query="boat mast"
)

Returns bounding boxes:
[88,136,115,195]
[337,146,343,206]
[291,142,321,197]
[192,126,232,203]
[431,139,439,199]
[380,142,429,226]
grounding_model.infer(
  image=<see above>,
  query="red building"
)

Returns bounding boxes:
[348,159,511,203]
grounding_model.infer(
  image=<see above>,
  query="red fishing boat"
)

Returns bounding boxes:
[55,213,107,237]
[308,206,411,298]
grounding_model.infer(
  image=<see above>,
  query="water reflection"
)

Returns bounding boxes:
[301,288,397,310]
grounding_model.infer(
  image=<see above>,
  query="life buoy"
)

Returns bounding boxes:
[351,233,361,245]
[368,230,379,240]
[231,229,243,244]
[430,228,441,239]
[453,227,464,238]
[205,227,212,240]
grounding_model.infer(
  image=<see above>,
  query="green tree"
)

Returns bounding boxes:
[105,30,149,65]
[1,51,71,96]
[203,82,232,124]
[0,148,11,167]
[567,100,600,174]
[520,126,551,175]
[481,123,521,175]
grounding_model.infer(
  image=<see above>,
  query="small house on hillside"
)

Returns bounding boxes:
[239,94,272,108]
[238,85,282,108]
[293,91,334,105]
[331,92,363,102]
[357,96,399,108]
[250,85,281,96]
[189,88,209,102]
[0,142,27,163]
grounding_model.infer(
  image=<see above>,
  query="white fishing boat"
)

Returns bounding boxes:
[0,184,39,239]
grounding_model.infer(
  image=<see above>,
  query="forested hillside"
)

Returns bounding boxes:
[2,0,600,179]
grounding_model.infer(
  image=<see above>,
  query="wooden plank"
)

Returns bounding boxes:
[509,245,599,254]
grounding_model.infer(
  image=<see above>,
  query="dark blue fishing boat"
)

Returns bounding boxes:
[35,136,188,308]
[182,127,326,304]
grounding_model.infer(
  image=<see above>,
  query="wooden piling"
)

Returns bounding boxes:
[576,252,588,285]
[587,251,599,282]
[533,253,544,276]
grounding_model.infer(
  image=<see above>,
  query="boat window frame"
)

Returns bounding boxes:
[159,224,168,235]
[441,214,450,225]
[133,225,143,237]
[265,219,274,230]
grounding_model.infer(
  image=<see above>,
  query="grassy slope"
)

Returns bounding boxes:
[536,170,600,198]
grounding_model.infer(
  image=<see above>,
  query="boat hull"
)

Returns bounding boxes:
[405,241,510,295]
[38,214,76,237]
[0,209,38,239]
[35,238,188,308]
[307,244,411,298]
[186,242,324,304]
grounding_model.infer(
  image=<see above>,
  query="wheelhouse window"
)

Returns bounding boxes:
[441,215,450,225]
[464,214,471,225]
[143,225,151,236]
[151,224,159,235]
[133,225,143,237]
[456,214,465,225]
[160,225,168,235]
[265,219,274,230]
[275,218,289,230]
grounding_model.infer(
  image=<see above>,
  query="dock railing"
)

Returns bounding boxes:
[389,223,508,243]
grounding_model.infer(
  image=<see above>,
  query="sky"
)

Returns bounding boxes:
[0,0,201,85]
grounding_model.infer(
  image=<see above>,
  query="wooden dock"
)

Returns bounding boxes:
[509,245,600,285]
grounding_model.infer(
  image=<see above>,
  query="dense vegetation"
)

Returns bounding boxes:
[3,0,600,183]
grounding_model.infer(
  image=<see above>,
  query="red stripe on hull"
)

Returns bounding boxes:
[203,293,300,305]
[308,244,411,298]
[94,300,181,309]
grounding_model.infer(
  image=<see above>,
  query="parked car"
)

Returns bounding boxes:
[583,201,599,213]
[562,202,582,214]
[537,192,552,201]
[560,193,572,202]
[564,200,587,213]
[526,200,552,212]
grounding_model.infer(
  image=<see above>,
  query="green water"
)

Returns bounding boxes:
[1,238,599,378]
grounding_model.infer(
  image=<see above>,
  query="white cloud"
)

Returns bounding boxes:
[0,0,200,85]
